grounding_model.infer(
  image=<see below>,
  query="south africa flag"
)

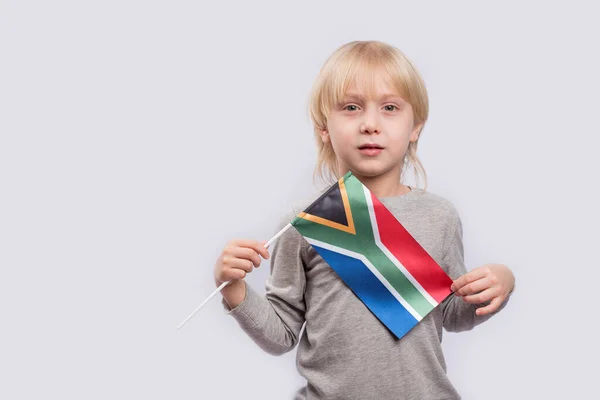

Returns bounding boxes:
[291,171,453,339]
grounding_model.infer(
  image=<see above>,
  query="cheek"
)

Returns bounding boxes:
[328,131,354,153]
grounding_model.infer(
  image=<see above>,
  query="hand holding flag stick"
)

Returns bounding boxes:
[177,223,292,329]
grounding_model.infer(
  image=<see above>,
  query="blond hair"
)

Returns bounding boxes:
[308,41,429,191]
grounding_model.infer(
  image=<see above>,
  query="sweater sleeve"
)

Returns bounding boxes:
[221,210,307,355]
[440,210,511,332]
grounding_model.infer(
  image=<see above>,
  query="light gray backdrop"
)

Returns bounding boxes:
[2,1,599,399]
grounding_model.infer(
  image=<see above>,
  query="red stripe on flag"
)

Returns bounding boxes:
[371,193,453,303]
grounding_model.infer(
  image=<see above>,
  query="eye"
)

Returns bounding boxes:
[343,104,359,111]
[384,105,398,111]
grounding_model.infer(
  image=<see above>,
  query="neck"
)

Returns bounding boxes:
[340,167,410,198]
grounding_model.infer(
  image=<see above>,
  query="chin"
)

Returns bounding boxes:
[343,159,402,178]
[346,165,390,178]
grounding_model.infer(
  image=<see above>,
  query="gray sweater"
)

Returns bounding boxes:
[222,187,509,399]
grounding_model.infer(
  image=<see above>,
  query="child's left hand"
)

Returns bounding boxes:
[450,264,515,316]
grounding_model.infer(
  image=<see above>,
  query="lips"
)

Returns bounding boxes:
[358,143,383,149]
[358,144,383,156]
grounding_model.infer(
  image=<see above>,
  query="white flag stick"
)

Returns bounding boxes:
[177,223,293,329]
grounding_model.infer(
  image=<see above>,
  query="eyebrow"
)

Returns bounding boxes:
[343,92,406,102]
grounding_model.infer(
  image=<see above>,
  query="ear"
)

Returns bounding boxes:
[409,123,423,143]
[320,129,330,144]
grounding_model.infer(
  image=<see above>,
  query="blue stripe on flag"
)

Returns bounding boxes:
[312,245,419,339]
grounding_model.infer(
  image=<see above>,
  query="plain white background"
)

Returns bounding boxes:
[2,1,599,399]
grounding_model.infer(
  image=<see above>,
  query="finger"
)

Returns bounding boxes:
[219,267,247,282]
[476,297,503,316]
[231,239,270,260]
[455,277,491,297]
[227,258,255,273]
[250,240,270,260]
[462,288,499,304]
[221,255,254,272]
[451,268,488,292]
[229,247,262,268]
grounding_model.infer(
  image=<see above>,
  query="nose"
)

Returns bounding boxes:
[359,107,380,135]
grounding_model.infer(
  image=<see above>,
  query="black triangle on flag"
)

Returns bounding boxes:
[305,182,348,226]
[299,179,356,235]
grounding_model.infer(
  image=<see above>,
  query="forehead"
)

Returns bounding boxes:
[334,64,408,102]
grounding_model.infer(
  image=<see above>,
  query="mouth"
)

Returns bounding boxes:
[358,143,384,156]
[358,143,384,150]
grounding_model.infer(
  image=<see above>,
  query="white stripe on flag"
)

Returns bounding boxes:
[304,237,422,321]
[363,186,438,308]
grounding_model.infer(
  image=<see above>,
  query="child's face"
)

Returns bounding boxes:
[320,75,422,179]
